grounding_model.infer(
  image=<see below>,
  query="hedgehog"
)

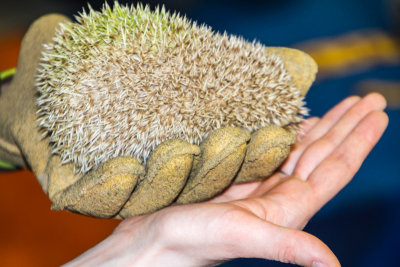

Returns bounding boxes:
[31,2,317,217]
[36,2,309,175]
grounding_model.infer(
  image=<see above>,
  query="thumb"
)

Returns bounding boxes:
[217,215,340,267]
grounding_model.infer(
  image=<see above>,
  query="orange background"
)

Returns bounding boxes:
[0,34,119,267]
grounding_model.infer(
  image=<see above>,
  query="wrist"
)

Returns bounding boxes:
[62,215,182,267]
[114,213,208,267]
[63,210,216,267]
[61,216,156,266]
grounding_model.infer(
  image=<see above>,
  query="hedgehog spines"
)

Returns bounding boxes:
[37,2,307,174]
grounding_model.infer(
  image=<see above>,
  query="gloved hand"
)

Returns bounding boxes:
[0,14,317,219]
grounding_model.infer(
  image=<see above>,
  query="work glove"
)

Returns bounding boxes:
[0,14,317,219]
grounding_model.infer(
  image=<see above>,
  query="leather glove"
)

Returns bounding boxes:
[0,13,317,219]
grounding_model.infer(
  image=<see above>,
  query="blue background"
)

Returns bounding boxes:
[183,0,399,266]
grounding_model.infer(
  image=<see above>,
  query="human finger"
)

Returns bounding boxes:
[307,110,388,212]
[281,95,361,175]
[211,209,340,267]
[293,93,386,180]
[209,181,261,203]
[280,117,320,174]
[297,117,320,141]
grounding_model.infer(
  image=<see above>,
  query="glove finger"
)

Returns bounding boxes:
[119,139,200,218]
[51,157,143,218]
[176,127,250,204]
[265,47,317,97]
[234,126,295,184]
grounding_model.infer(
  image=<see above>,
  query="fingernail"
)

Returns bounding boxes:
[312,261,326,267]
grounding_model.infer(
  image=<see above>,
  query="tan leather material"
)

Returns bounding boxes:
[267,47,318,97]
[0,13,317,218]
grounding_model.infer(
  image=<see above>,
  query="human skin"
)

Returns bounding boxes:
[63,93,388,267]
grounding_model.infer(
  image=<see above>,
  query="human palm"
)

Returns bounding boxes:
[65,93,388,267]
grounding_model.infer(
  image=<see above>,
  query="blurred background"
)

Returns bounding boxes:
[0,0,399,266]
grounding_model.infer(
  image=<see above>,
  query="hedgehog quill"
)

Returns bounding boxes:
[28,2,317,217]
[37,2,309,174]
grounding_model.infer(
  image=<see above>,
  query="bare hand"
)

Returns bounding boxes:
[64,93,388,267]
